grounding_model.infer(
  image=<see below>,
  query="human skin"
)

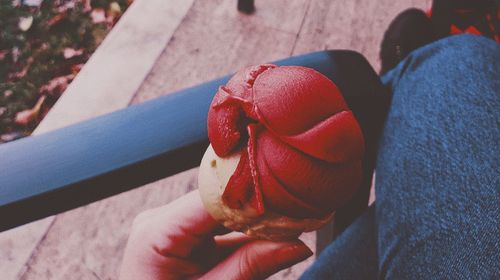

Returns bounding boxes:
[119,191,313,280]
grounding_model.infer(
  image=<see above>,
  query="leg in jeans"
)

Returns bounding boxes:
[300,34,500,279]
[300,205,378,279]
[377,34,499,279]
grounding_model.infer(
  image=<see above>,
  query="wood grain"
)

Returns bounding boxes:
[7,0,434,279]
[292,0,432,71]
[131,0,307,104]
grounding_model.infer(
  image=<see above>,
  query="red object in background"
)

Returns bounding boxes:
[207,65,365,219]
[428,1,500,42]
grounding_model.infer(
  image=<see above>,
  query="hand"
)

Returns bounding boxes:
[119,190,313,280]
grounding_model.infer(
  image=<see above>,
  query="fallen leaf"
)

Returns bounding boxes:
[15,95,46,126]
[0,50,7,61]
[23,0,43,7]
[9,57,33,79]
[47,14,65,27]
[39,74,75,97]
[56,1,77,13]
[10,68,28,79]
[83,0,92,12]
[3,90,13,98]
[71,63,84,74]
[106,2,122,24]
[91,8,106,23]
[108,2,122,17]
[18,16,33,31]
[63,48,84,59]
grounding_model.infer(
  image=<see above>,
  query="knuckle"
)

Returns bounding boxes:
[132,210,151,226]
[129,210,153,237]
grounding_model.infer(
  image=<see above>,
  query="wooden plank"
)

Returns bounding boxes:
[19,0,312,279]
[132,0,309,103]
[292,0,432,72]
[0,217,54,280]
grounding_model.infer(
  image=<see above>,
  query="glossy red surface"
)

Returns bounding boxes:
[208,65,364,218]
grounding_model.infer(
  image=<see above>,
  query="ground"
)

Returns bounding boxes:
[0,0,430,279]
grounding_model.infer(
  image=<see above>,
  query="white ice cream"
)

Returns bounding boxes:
[198,145,334,240]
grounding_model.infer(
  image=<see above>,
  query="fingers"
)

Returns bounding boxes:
[120,250,202,280]
[214,232,254,248]
[201,239,313,280]
[121,190,226,280]
[147,190,223,237]
[133,190,225,258]
[123,190,312,280]
[191,232,253,270]
[202,232,255,265]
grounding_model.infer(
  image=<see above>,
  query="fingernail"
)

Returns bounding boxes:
[277,241,313,263]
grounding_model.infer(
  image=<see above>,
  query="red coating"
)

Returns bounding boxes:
[207,64,365,218]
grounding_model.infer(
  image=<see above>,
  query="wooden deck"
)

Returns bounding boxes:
[1,0,430,279]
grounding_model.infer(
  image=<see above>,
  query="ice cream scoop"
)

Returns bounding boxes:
[199,64,365,240]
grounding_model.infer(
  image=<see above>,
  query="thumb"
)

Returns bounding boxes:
[202,240,313,280]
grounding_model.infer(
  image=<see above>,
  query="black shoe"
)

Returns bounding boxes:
[379,8,436,75]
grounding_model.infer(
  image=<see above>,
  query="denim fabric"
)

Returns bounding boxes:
[300,35,500,279]
[301,206,378,280]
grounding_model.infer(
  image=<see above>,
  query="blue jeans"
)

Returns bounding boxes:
[300,35,500,279]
